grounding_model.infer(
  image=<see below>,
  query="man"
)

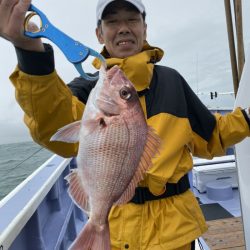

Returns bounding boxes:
[0,0,250,249]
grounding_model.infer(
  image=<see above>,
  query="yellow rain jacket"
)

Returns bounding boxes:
[10,43,250,250]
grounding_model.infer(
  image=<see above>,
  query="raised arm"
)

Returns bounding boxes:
[1,1,86,157]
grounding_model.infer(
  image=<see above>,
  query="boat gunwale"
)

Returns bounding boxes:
[0,154,72,250]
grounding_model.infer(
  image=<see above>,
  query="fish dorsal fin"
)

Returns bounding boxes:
[50,120,81,143]
[114,127,161,205]
[65,169,90,214]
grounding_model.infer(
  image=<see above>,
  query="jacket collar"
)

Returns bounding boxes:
[93,41,164,92]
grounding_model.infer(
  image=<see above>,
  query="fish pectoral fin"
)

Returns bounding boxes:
[114,126,161,205]
[65,169,90,214]
[50,120,81,143]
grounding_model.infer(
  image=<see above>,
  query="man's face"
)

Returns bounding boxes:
[96,7,147,59]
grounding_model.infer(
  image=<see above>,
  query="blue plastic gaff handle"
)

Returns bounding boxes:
[24,4,105,81]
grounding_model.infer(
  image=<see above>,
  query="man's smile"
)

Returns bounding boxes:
[116,39,135,46]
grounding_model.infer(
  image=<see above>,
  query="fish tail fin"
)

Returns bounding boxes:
[69,221,111,250]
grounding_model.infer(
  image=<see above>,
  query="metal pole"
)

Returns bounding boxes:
[234,0,245,80]
[224,0,239,96]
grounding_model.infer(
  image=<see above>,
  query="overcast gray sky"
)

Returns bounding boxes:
[0,0,250,144]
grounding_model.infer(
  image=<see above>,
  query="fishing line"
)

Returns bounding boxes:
[6,146,45,174]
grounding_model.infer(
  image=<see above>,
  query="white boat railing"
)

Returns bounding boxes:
[0,154,86,250]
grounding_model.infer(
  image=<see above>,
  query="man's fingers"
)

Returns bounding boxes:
[0,0,40,50]
[8,0,32,30]
[19,0,32,11]
[12,0,32,23]
[26,22,39,33]
[0,0,17,24]
[0,0,19,12]
[0,0,31,43]
[0,0,18,7]
[0,0,17,35]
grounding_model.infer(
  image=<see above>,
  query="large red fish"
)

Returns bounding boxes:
[51,65,160,250]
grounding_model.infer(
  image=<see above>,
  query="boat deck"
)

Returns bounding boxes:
[192,154,248,249]
[193,184,246,249]
[202,217,245,250]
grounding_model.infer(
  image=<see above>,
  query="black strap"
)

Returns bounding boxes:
[137,87,150,97]
[130,174,190,204]
[191,240,196,250]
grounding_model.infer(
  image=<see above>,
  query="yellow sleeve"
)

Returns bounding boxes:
[190,107,250,158]
[9,67,84,157]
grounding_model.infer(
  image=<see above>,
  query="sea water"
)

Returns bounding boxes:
[0,141,53,200]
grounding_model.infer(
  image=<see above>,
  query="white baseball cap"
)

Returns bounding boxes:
[96,0,145,23]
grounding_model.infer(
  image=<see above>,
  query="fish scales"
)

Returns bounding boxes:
[80,122,146,211]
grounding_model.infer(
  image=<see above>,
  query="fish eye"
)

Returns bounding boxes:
[119,87,132,100]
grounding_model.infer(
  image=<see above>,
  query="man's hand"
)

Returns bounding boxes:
[0,0,44,51]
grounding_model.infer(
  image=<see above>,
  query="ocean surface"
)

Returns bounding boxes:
[0,141,53,201]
